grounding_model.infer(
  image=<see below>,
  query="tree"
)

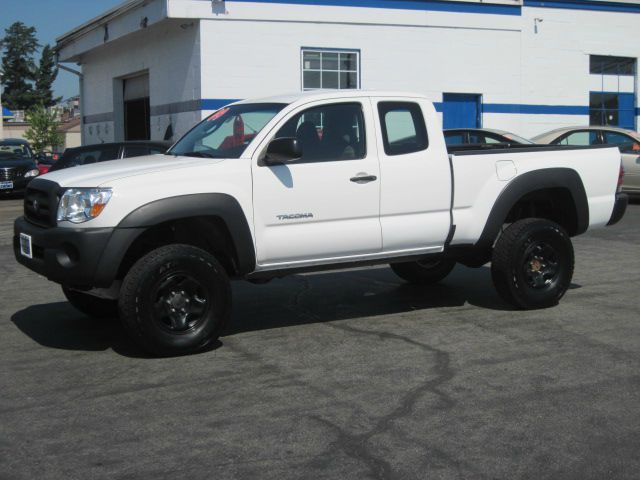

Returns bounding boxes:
[0,22,39,110]
[34,44,60,107]
[23,106,63,153]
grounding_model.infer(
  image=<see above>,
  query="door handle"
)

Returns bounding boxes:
[350,174,377,184]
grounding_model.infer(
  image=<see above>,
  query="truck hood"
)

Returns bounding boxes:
[39,154,226,187]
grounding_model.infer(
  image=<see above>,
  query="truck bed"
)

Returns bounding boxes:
[448,144,621,246]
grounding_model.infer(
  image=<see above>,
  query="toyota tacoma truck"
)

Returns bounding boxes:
[14,91,628,356]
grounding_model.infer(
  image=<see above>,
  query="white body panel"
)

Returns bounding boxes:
[450,147,621,246]
[250,97,382,267]
[44,91,621,275]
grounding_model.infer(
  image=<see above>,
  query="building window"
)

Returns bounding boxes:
[589,55,635,76]
[590,92,635,130]
[301,49,359,90]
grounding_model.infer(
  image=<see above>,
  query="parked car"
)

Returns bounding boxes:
[532,126,640,196]
[15,91,627,356]
[0,139,39,196]
[48,141,171,172]
[35,151,61,175]
[444,128,533,146]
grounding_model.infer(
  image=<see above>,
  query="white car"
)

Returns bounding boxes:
[14,91,628,356]
[532,126,640,196]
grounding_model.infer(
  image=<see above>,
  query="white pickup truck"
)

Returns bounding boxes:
[14,91,628,356]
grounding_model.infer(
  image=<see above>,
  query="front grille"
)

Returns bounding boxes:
[24,180,60,227]
[0,167,26,181]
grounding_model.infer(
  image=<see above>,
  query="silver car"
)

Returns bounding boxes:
[532,126,640,196]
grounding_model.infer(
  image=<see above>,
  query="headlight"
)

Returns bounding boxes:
[24,168,39,178]
[57,188,113,224]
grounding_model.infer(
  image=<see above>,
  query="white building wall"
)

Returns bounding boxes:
[197,1,523,127]
[63,0,640,143]
[518,4,640,137]
[80,19,202,144]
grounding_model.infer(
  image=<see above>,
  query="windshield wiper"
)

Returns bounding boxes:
[178,151,224,159]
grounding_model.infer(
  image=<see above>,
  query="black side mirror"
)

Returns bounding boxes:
[263,137,302,165]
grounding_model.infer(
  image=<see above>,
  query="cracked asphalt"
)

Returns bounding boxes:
[1,197,639,479]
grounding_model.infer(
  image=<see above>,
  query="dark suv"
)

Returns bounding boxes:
[49,141,171,172]
[0,139,39,196]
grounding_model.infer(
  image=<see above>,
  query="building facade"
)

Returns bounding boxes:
[55,0,640,145]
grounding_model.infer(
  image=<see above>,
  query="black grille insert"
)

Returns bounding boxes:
[24,180,61,227]
[0,167,27,181]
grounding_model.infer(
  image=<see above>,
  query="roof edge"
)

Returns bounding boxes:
[55,0,150,52]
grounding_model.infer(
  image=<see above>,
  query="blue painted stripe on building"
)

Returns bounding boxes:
[230,0,522,16]
[201,99,239,110]
[524,0,640,14]
[636,108,640,116]
[203,99,594,116]
[483,104,589,115]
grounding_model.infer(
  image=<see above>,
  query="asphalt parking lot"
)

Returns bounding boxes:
[1,197,639,480]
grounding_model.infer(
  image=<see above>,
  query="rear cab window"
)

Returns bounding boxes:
[378,102,428,156]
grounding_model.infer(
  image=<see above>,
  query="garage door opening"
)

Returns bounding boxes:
[123,74,150,140]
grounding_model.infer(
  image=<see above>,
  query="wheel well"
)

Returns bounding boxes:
[504,187,579,235]
[117,216,240,280]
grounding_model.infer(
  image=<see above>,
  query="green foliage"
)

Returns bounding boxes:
[0,22,40,110]
[23,106,63,153]
[34,44,61,107]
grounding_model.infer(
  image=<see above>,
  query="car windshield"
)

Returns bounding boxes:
[0,143,32,159]
[169,103,286,159]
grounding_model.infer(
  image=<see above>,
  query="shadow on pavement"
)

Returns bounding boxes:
[227,265,513,336]
[11,265,514,356]
[10,301,150,357]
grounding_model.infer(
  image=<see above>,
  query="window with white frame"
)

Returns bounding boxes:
[301,49,359,90]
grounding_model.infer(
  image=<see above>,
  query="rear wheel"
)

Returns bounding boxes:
[62,286,118,319]
[390,258,456,284]
[118,244,231,356]
[491,218,574,309]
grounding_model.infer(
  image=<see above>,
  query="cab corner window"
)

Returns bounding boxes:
[378,102,428,156]
[274,102,366,162]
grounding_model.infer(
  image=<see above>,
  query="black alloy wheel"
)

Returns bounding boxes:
[491,218,574,309]
[119,244,231,356]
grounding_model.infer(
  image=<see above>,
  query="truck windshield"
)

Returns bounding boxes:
[169,103,286,159]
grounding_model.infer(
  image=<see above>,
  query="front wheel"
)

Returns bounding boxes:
[491,218,574,309]
[390,258,456,284]
[118,244,231,356]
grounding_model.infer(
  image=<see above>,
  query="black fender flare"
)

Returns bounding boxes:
[93,194,256,286]
[475,168,589,251]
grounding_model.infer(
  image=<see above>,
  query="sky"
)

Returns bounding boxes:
[1,0,124,101]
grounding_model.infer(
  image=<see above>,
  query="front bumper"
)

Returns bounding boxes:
[13,216,143,288]
[607,193,628,226]
[0,177,30,194]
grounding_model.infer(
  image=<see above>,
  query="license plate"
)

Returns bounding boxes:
[20,233,33,259]
[0,181,13,190]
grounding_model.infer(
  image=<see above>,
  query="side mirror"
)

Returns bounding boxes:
[263,137,302,165]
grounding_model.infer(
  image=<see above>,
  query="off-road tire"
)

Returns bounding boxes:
[491,218,574,309]
[62,286,118,319]
[118,244,231,356]
[390,258,456,284]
